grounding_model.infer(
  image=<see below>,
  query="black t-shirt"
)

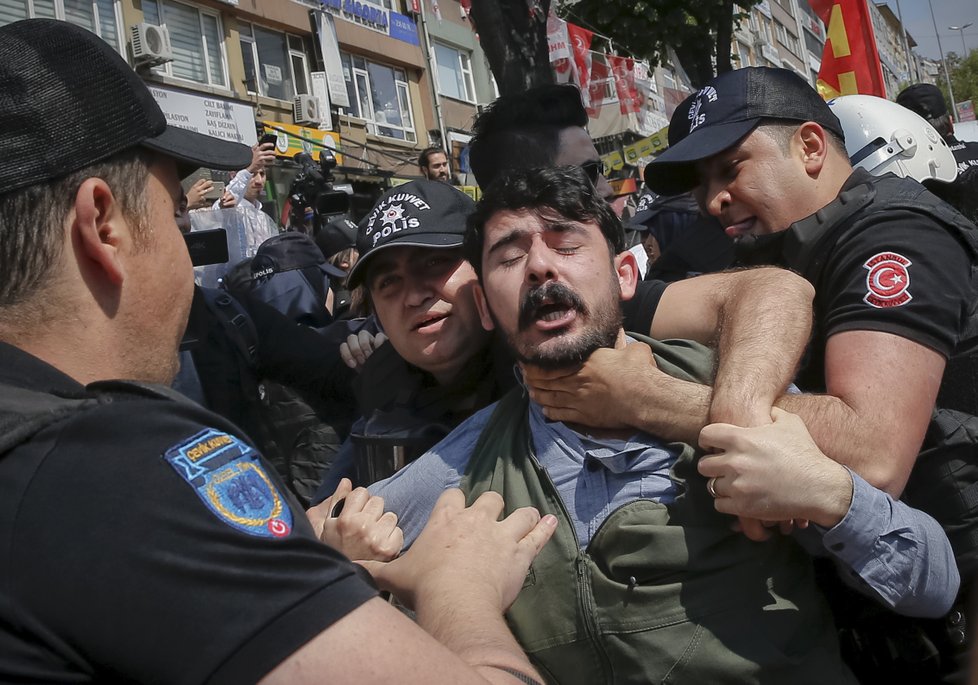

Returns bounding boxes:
[622,278,669,336]
[926,135,978,226]
[795,173,975,391]
[0,343,376,684]
[949,135,978,174]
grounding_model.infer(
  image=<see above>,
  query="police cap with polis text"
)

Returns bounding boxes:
[644,67,845,196]
[348,180,476,288]
[0,19,252,197]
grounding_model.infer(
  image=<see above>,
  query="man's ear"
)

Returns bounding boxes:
[798,122,829,175]
[473,282,495,332]
[71,177,130,286]
[615,250,639,302]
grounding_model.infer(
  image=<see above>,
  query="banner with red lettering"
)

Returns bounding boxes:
[548,12,574,83]
[810,0,885,99]
[607,54,641,114]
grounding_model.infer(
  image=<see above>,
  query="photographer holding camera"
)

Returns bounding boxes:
[288,150,350,233]
[215,139,277,211]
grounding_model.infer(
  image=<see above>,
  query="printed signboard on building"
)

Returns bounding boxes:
[149,86,257,146]
[298,0,420,45]
[262,120,344,164]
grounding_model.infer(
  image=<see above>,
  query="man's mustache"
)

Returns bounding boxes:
[518,282,587,331]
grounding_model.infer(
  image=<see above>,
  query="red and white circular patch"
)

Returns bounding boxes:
[267,518,291,538]
[862,251,912,308]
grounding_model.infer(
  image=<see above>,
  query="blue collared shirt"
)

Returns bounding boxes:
[523,401,678,546]
[371,394,958,618]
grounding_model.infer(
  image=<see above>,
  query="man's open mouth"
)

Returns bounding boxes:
[519,283,586,331]
[535,302,572,322]
[413,312,449,331]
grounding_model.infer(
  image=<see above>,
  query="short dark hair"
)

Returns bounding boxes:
[926,113,954,138]
[418,147,446,169]
[465,166,624,280]
[468,84,588,188]
[0,148,151,311]
[758,119,848,158]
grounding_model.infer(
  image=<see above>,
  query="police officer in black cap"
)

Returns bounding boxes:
[644,66,978,684]
[0,19,554,684]
[897,83,978,223]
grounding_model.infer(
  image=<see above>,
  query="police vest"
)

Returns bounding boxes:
[190,288,343,506]
[0,379,200,456]
[460,337,854,685]
[739,171,978,681]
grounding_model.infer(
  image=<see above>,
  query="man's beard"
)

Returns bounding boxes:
[498,279,622,370]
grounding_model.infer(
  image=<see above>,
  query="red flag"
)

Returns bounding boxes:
[607,55,641,114]
[810,0,885,99]
[587,55,609,117]
[566,22,593,109]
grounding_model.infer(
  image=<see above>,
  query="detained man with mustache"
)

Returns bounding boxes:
[353,166,958,684]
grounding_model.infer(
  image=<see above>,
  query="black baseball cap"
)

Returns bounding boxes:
[347,180,476,288]
[251,232,347,281]
[644,67,844,196]
[896,83,948,120]
[0,19,252,197]
[316,217,358,259]
[629,189,659,226]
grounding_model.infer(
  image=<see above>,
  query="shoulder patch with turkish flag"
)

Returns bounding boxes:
[863,252,912,308]
[163,428,293,538]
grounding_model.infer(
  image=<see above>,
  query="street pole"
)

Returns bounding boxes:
[417,0,450,162]
[929,0,959,123]
[949,23,972,57]
[894,0,914,82]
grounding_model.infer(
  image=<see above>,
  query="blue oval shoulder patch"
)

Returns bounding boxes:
[163,428,293,538]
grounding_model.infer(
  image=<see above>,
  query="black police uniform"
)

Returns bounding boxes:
[949,135,978,175]
[737,169,976,400]
[181,287,371,504]
[0,342,376,683]
[738,167,978,683]
[927,134,978,226]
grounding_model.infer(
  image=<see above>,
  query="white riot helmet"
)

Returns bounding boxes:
[828,94,957,184]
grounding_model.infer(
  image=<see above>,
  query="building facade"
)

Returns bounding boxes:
[871,2,918,98]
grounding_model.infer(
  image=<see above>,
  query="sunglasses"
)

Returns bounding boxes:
[579,160,603,185]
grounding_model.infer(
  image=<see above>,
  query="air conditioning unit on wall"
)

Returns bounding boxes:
[131,23,173,67]
[293,94,320,125]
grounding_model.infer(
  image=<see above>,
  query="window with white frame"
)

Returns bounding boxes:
[433,42,475,103]
[750,12,772,44]
[142,0,227,88]
[737,42,752,67]
[239,24,310,101]
[774,20,799,55]
[0,0,120,50]
[340,52,416,143]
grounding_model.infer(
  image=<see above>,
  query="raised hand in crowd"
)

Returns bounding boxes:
[250,141,277,173]
[185,177,213,210]
[218,188,238,209]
